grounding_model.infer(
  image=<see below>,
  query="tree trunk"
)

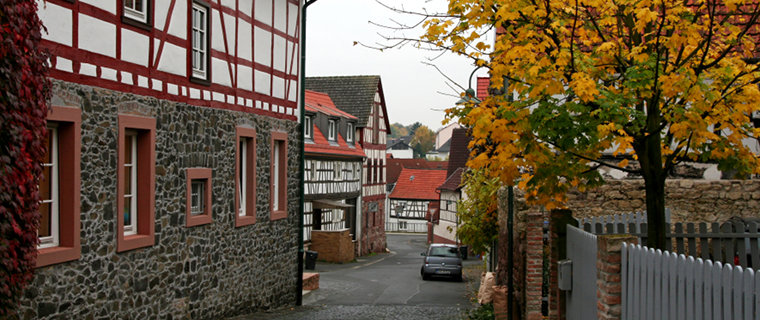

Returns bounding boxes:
[636,128,668,250]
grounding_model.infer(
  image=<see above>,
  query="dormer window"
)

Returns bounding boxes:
[124,0,149,24]
[304,116,312,139]
[346,123,354,143]
[328,120,336,141]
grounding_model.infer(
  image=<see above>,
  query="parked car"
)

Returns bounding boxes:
[420,243,463,281]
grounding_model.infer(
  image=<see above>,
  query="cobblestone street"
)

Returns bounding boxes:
[234,234,483,320]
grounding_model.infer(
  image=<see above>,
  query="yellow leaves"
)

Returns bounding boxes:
[570,73,600,102]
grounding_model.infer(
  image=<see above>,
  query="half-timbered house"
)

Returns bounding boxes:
[24,0,302,318]
[304,75,389,254]
[388,168,447,234]
[303,90,364,255]
[433,128,471,245]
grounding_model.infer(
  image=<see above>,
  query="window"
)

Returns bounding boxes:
[271,131,288,220]
[37,106,81,268]
[186,168,212,227]
[235,127,257,227]
[123,132,137,236]
[304,116,312,139]
[39,126,59,249]
[117,115,156,252]
[190,1,210,82]
[346,122,354,143]
[123,0,149,24]
[328,120,336,141]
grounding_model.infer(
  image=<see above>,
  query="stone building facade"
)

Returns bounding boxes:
[23,0,303,318]
[19,80,301,319]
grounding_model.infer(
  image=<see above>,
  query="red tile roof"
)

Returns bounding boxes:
[386,159,448,184]
[304,90,364,158]
[389,168,448,200]
[305,90,357,119]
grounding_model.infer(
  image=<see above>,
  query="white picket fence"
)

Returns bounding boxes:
[622,243,760,320]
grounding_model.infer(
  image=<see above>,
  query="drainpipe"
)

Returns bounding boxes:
[297,0,317,307]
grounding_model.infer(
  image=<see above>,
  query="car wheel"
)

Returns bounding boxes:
[454,274,463,282]
[422,273,430,280]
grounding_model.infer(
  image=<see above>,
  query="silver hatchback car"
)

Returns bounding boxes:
[420,243,463,281]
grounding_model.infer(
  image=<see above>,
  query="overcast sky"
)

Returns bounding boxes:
[305,0,490,132]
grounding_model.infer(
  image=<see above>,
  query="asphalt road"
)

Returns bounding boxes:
[237,233,479,320]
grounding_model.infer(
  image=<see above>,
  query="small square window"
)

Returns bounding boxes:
[186,168,212,227]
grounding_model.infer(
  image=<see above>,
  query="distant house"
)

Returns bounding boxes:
[388,168,447,233]
[387,138,414,159]
[303,90,364,254]
[433,128,471,244]
[434,123,461,150]
[426,138,451,160]
[305,76,390,254]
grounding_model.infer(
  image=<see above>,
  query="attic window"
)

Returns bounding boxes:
[328,120,336,141]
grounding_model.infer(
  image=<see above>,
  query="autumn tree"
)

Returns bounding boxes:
[389,122,410,138]
[379,0,760,249]
[410,125,435,157]
[0,0,50,313]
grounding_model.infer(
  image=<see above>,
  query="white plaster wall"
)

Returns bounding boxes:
[240,1,253,17]
[254,27,272,66]
[157,42,186,76]
[37,1,72,46]
[121,28,150,67]
[154,0,170,31]
[238,65,253,91]
[272,76,285,99]
[80,63,96,77]
[167,0,187,39]
[389,149,413,159]
[288,3,299,37]
[56,57,73,73]
[255,70,271,94]
[238,19,253,61]
[212,58,232,87]
[221,0,236,9]
[78,14,116,58]
[274,0,287,32]
[79,0,115,14]
[273,35,286,72]
[212,11,236,53]
[288,80,298,102]
[255,0,272,25]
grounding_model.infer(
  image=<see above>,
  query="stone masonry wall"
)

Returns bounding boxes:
[566,179,760,223]
[18,80,301,319]
[360,198,387,255]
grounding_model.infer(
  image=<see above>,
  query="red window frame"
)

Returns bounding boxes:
[36,106,82,268]
[270,131,288,220]
[235,127,257,227]
[185,168,213,227]
[117,114,156,252]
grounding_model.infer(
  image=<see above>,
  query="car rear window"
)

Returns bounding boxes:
[430,247,459,258]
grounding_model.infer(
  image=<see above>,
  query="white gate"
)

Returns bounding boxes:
[566,225,598,320]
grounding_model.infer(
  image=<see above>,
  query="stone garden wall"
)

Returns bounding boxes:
[566,179,760,223]
[18,80,301,319]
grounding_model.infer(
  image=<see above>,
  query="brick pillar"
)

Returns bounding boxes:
[549,209,574,320]
[524,211,544,320]
[597,235,638,320]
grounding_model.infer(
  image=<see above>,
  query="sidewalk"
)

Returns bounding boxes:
[305,250,395,274]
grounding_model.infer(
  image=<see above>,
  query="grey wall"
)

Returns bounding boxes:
[19,80,301,319]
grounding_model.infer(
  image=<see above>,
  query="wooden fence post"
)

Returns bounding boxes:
[597,234,638,320]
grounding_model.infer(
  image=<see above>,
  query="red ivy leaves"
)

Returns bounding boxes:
[0,0,51,315]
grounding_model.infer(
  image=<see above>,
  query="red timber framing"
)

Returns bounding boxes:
[40,0,301,121]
